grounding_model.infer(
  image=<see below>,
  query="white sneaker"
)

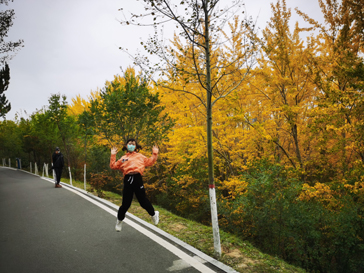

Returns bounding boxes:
[115,220,122,232]
[151,211,159,225]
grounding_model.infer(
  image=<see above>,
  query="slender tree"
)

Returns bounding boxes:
[47,94,76,168]
[77,110,94,163]
[244,0,318,172]
[119,0,258,257]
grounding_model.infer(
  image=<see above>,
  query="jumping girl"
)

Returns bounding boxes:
[110,138,159,231]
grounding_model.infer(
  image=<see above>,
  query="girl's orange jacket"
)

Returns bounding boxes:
[110,151,158,176]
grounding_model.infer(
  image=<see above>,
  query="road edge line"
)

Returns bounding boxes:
[1,167,237,273]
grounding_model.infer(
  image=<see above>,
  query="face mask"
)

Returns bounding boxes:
[127,144,136,152]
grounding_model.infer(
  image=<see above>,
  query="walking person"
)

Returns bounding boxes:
[52,147,64,188]
[110,138,159,231]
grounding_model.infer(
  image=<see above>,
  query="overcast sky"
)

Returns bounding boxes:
[2,0,322,121]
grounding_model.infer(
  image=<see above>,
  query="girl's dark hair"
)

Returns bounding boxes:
[122,138,142,152]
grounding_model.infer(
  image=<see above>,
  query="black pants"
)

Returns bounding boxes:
[54,168,62,184]
[117,173,155,221]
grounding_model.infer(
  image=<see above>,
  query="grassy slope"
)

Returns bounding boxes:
[57,176,306,273]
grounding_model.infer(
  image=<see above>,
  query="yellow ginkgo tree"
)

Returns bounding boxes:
[296,0,364,176]
[245,0,318,175]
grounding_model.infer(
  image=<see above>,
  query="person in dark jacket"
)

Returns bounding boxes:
[52,147,64,188]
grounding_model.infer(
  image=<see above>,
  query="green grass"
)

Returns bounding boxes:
[57,176,306,273]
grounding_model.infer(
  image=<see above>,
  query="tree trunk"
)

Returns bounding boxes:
[207,105,221,258]
[204,2,221,258]
[84,136,88,163]
[292,124,303,169]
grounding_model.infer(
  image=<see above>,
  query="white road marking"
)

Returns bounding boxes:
[41,178,216,273]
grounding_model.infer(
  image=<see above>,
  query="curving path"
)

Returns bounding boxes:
[0,167,234,273]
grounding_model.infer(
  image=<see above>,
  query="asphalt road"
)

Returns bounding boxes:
[0,167,226,273]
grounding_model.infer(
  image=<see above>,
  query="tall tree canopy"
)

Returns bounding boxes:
[88,69,174,148]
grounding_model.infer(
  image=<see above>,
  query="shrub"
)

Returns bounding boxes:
[218,159,364,273]
[89,171,115,197]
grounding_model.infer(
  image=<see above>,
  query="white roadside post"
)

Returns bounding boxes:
[45,163,49,177]
[84,164,86,191]
[209,185,221,257]
[42,163,45,177]
[34,163,38,176]
[9,158,10,168]
[68,166,73,186]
